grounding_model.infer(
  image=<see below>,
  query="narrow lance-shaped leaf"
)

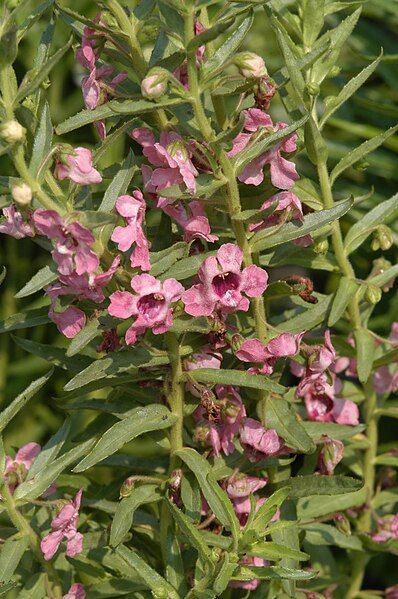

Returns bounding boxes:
[166,499,213,563]
[275,474,363,498]
[27,417,72,479]
[247,541,309,562]
[354,328,376,384]
[0,369,53,433]
[302,0,325,49]
[0,307,50,334]
[330,124,398,184]
[110,485,163,547]
[74,405,177,471]
[15,264,57,298]
[328,276,360,326]
[186,368,285,394]
[265,397,315,453]
[251,198,352,252]
[0,536,29,584]
[99,150,137,212]
[29,101,53,178]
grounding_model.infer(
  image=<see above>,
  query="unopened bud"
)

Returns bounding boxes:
[328,65,341,78]
[377,225,393,251]
[169,469,182,492]
[120,476,135,498]
[365,284,382,305]
[313,239,329,255]
[141,68,168,99]
[210,547,222,563]
[234,52,267,79]
[334,513,351,535]
[11,182,32,205]
[151,588,168,599]
[354,159,369,172]
[0,120,26,144]
[306,82,320,96]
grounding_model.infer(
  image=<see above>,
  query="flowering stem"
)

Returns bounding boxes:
[165,332,185,465]
[184,8,268,342]
[1,484,63,598]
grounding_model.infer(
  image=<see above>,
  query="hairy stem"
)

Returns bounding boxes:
[165,332,185,467]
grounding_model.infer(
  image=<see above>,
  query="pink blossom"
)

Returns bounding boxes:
[0,206,34,239]
[225,473,268,525]
[63,583,86,599]
[386,585,398,599]
[307,330,336,373]
[236,332,303,375]
[182,244,268,317]
[230,555,268,590]
[49,305,87,339]
[111,192,150,271]
[317,436,344,475]
[371,514,398,543]
[108,273,184,344]
[132,128,198,193]
[41,489,84,561]
[298,373,359,426]
[54,147,102,185]
[193,386,246,456]
[240,418,285,462]
[4,442,41,494]
[228,108,299,189]
[33,210,99,276]
[158,198,218,243]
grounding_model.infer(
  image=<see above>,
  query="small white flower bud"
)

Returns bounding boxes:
[234,52,267,79]
[11,182,32,206]
[0,120,26,144]
[141,69,168,99]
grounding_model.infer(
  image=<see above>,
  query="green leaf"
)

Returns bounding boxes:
[297,487,366,519]
[99,151,137,212]
[14,438,96,501]
[115,545,179,599]
[66,315,103,357]
[27,417,71,479]
[0,307,50,333]
[247,541,309,562]
[304,523,363,550]
[277,294,333,333]
[251,198,352,252]
[12,337,92,373]
[187,18,234,51]
[110,484,162,547]
[55,98,185,134]
[166,500,212,562]
[74,405,177,472]
[175,448,240,536]
[320,52,383,126]
[250,488,291,534]
[232,565,315,582]
[0,369,53,433]
[186,368,285,394]
[303,0,325,48]
[302,421,365,440]
[354,328,375,383]
[150,242,188,277]
[265,397,315,453]
[0,536,29,584]
[276,474,362,498]
[15,264,57,298]
[374,406,398,419]
[202,13,254,80]
[212,553,238,595]
[159,251,216,281]
[374,453,398,467]
[236,115,308,174]
[330,125,398,184]
[344,192,398,255]
[15,36,73,102]
[29,101,52,178]
[328,276,360,326]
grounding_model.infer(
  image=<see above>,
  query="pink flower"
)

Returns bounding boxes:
[108,273,184,344]
[386,585,398,599]
[182,243,268,317]
[229,108,299,189]
[33,210,99,276]
[236,332,303,375]
[111,192,150,271]
[41,489,84,561]
[225,473,269,526]
[4,443,41,494]
[49,305,86,339]
[158,198,218,244]
[0,206,34,239]
[63,583,86,599]
[307,330,336,373]
[371,514,398,543]
[240,418,285,462]
[54,147,102,185]
[317,436,344,475]
[193,386,246,456]
[132,128,198,193]
[230,555,268,590]
[298,373,359,426]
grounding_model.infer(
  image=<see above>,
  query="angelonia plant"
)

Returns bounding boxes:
[0,1,397,598]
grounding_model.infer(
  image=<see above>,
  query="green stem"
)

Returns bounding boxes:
[165,332,184,466]
[2,484,63,598]
[184,8,268,342]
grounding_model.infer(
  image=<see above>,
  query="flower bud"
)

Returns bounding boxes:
[210,547,222,563]
[306,82,320,96]
[313,239,329,255]
[151,588,168,599]
[0,120,26,144]
[375,225,393,251]
[317,436,344,475]
[120,476,135,498]
[354,159,369,172]
[327,65,341,78]
[169,469,182,492]
[11,182,32,205]
[365,284,382,305]
[141,68,168,99]
[234,52,267,79]
[334,513,351,535]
